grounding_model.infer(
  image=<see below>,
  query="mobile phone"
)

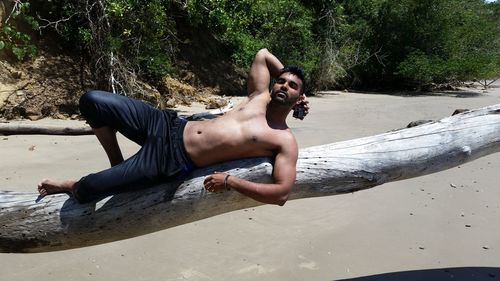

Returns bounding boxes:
[293,103,305,120]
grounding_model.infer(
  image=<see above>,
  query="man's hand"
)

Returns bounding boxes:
[204,171,229,193]
[292,94,310,119]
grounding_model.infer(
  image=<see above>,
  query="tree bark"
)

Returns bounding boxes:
[1,104,499,253]
[0,123,93,135]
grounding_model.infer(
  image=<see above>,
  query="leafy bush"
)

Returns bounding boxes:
[367,0,500,87]
[4,0,499,92]
[30,0,177,92]
[0,1,38,60]
[185,0,319,79]
[105,0,176,80]
[305,0,384,89]
[397,50,448,84]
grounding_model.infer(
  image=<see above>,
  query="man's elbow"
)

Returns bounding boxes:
[255,48,270,60]
[257,48,269,55]
[270,184,292,206]
[273,193,289,206]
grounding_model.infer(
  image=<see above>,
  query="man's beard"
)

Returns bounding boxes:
[270,89,295,106]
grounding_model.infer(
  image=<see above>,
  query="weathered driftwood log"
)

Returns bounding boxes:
[1,104,500,253]
[0,123,93,135]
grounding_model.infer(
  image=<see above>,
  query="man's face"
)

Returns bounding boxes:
[270,72,303,107]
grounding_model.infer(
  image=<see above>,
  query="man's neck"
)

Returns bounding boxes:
[265,103,291,129]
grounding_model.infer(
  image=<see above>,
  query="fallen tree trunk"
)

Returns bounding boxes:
[1,104,499,253]
[0,123,93,135]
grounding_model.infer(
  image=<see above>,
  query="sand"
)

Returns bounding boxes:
[1,87,499,281]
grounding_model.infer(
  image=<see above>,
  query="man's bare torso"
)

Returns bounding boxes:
[183,93,294,167]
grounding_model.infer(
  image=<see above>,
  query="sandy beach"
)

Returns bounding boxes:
[1,87,499,280]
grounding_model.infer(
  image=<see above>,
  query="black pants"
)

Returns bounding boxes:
[74,90,195,203]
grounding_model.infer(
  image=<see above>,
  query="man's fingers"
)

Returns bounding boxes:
[203,176,212,184]
[204,175,219,192]
[204,183,214,192]
[204,172,227,192]
[303,101,310,115]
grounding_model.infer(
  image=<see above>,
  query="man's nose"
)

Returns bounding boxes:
[280,83,288,90]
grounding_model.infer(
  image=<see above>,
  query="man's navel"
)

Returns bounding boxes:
[197,130,202,134]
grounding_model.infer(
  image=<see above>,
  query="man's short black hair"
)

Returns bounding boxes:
[279,65,306,94]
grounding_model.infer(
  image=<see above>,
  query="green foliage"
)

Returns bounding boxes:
[7,0,499,91]
[185,0,319,79]
[367,0,500,87]
[34,0,177,82]
[0,1,38,60]
[104,0,177,79]
[301,0,387,89]
[397,50,447,84]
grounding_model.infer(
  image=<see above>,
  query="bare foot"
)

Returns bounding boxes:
[38,179,76,197]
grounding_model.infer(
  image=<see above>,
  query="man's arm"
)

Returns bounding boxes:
[247,48,284,97]
[203,136,298,206]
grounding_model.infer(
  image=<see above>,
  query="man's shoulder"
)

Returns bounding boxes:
[272,128,297,150]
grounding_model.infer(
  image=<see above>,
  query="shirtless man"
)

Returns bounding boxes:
[38,48,308,206]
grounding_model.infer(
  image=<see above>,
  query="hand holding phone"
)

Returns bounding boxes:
[293,94,309,120]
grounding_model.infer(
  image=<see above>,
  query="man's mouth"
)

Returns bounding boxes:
[276,91,288,99]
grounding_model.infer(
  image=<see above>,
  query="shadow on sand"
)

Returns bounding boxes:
[317,89,484,98]
[337,267,499,281]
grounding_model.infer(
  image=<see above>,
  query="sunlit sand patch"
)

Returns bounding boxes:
[236,264,276,274]
[298,255,318,270]
[166,269,213,280]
